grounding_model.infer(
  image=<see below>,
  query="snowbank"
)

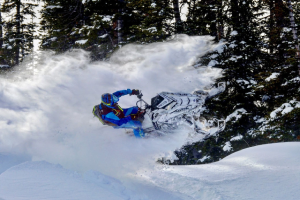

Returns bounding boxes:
[139,142,300,200]
[1,143,300,200]
[0,161,127,200]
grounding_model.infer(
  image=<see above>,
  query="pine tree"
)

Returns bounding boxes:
[184,0,223,39]
[201,0,268,161]
[126,0,174,43]
[172,0,269,164]
[1,0,37,66]
[173,0,183,33]
[40,0,84,52]
[255,0,300,141]
[69,0,137,60]
[205,0,266,117]
[84,0,121,45]
[286,0,300,75]
[171,0,300,165]
[0,3,6,67]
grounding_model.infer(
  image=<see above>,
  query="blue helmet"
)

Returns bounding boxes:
[101,93,119,106]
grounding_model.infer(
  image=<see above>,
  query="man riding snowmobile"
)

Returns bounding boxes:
[93,89,145,138]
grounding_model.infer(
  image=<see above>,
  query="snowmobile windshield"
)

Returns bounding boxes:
[151,95,164,111]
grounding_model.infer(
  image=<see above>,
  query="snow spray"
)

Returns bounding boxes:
[0,35,222,178]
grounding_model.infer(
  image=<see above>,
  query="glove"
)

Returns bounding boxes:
[131,89,140,96]
[131,114,138,120]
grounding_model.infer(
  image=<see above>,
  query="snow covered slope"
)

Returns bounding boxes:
[140,142,300,200]
[0,143,300,200]
[0,35,298,199]
[0,35,221,176]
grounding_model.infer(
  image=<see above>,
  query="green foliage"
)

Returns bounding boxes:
[40,0,84,52]
[126,0,173,43]
[170,0,300,165]
[39,0,179,59]
[81,0,121,59]
[71,13,116,60]
[1,0,37,66]
[184,0,222,38]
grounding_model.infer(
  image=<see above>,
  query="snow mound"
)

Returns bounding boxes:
[0,161,127,200]
[141,142,300,200]
[0,143,300,200]
[0,153,30,174]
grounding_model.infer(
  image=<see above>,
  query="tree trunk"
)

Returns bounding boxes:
[207,0,217,37]
[287,0,300,75]
[173,0,183,33]
[16,0,21,65]
[269,0,285,60]
[274,0,284,28]
[117,16,123,44]
[216,0,223,41]
[231,0,239,30]
[275,0,285,60]
[117,0,124,45]
[269,0,275,54]
[0,6,2,50]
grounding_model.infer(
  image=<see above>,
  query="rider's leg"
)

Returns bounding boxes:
[133,128,145,138]
[130,120,145,138]
[117,120,142,129]
[116,120,145,138]
[123,107,138,116]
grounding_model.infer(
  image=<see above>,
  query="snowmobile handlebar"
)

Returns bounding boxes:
[137,93,143,99]
[136,92,150,110]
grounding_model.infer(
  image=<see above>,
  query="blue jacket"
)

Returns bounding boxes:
[100,89,133,126]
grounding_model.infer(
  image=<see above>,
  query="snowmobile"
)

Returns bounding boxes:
[134,83,226,139]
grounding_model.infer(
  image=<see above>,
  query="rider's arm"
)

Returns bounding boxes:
[102,112,132,126]
[112,89,132,98]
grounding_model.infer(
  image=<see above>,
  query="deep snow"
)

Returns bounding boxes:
[0,35,221,176]
[0,35,299,199]
[1,143,300,200]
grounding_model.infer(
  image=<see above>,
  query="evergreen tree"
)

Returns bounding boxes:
[77,0,138,60]
[255,0,300,142]
[173,0,183,33]
[126,0,174,43]
[0,3,6,67]
[83,0,122,45]
[40,0,84,52]
[185,0,223,39]
[171,0,300,165]
[200,0,268,162]
[1,0,37,66]
[205,0,266,119]
[287,0,300,75]
[171,0,269,164]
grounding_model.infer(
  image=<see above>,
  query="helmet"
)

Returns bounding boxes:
[101,93,119,106]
